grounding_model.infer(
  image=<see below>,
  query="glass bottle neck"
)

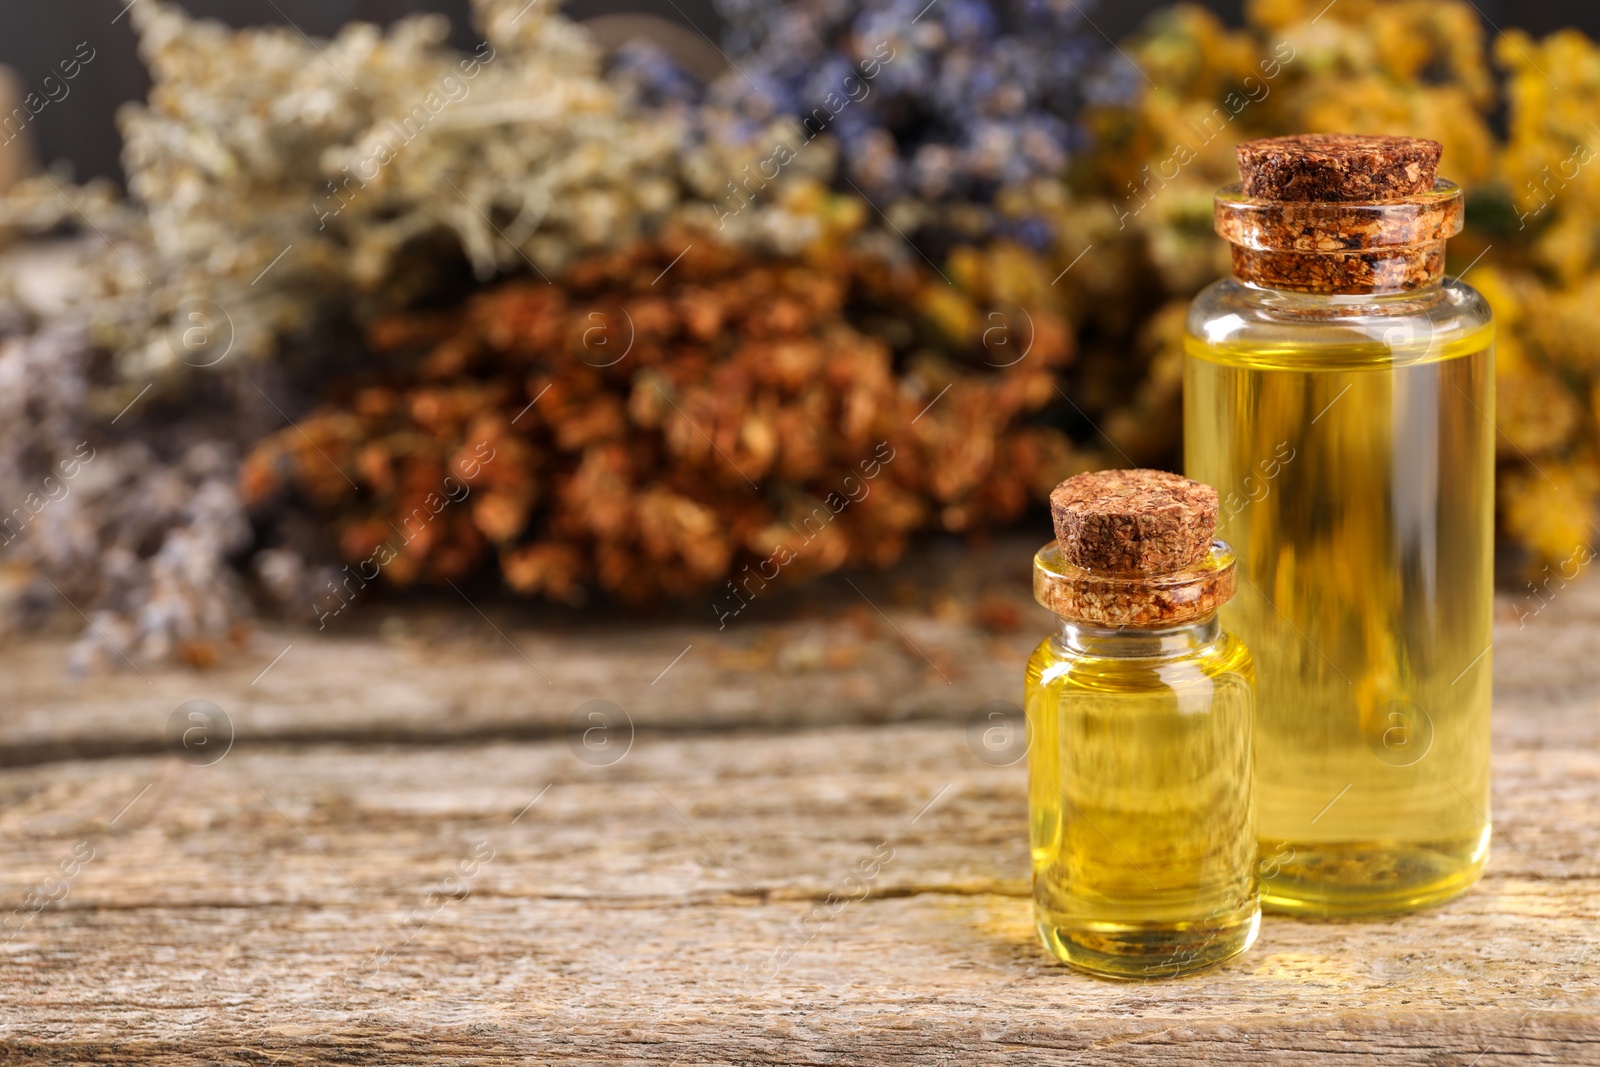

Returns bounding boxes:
[1055,613,1220,660]
[1223,278,1446,315]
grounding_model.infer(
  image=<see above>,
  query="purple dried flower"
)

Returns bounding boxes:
[700,0,1105,246]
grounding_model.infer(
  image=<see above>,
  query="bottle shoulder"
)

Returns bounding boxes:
[1027,627,1255,693]
[1188,277,1492,345]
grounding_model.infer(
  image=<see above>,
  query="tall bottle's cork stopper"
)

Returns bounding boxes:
[1218,133,1462,294]
[1037,469,1233,627]
[1049,469,1218,577]
[1236,134,1442,202]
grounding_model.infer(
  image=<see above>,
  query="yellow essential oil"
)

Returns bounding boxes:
[1184,321,1493,915]
[1185,135,1494,916]
[1026,470,1258,978]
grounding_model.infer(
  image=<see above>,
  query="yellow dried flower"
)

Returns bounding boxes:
[1089,0,1600,565]
[1501,462,1600,567]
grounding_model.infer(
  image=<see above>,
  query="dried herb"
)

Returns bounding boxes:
[243,231,1081,605]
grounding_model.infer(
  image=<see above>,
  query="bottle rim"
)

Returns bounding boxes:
[1033,539,1236,628]
[1214,179,1464,253]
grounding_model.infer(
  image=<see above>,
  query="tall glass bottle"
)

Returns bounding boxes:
[1184,135,1493,916]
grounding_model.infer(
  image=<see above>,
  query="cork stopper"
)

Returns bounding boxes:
[1038,470,1232,628]
[1236,134,1442,202]
[1219,134,1461,294]
[1049,469,1218,577]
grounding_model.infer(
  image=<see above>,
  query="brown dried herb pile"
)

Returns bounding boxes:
[241,232,1080,608]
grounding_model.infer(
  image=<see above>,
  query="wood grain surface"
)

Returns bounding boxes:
[1,543,1597,1064]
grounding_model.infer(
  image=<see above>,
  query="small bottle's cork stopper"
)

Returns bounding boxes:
[1049,469,1218,577]
[1237,134,1442,202]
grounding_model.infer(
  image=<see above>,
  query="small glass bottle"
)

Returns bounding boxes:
[1185,135,1493,916]
[1026,468,1258,979]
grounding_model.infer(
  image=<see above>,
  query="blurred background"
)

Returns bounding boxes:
[6,1,1598,187]
[1,0,1597,669]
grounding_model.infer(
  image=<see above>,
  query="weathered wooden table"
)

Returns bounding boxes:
[2,539,1596,1063]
